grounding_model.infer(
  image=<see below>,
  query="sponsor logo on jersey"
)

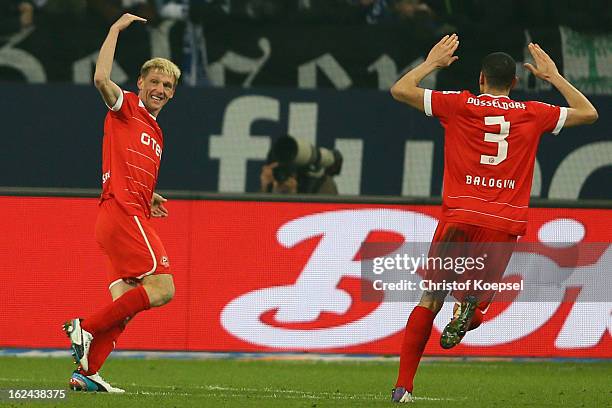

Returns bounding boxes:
[141,132,162,158]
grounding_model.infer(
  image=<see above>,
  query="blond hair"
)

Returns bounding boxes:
[140,58,181,87]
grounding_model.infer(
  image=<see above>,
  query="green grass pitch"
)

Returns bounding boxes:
[0,356,611,407]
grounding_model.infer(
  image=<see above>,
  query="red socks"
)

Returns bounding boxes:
[469,307,484,331]
[82,321,126,375]
[81,285,150,335]
[395,306,435,391]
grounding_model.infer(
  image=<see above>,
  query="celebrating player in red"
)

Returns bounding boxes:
[62,13,180,392]
[389,34,598,403]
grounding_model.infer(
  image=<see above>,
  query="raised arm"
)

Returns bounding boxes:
[524,43,598,127]
[93,13,147,108]
[390,34,459,112]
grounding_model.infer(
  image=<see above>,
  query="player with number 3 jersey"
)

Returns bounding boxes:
[426,89,566,236]
[388,34,598,403]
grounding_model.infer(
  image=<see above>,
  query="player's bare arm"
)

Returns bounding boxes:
[151,192,169,218]
[93,13,147,107]
[390,34,460,112]
[524,43,598,127]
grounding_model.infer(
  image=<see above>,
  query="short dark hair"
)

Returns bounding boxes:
[481,52,516,89]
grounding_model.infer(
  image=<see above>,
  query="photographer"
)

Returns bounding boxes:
[260,136,342,194]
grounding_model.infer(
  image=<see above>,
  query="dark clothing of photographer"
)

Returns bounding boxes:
[298,174,338,194]
[260,162,339,194]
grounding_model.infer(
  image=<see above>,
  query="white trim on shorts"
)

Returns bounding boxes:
[133,216,158,279]
[108,278,124,290]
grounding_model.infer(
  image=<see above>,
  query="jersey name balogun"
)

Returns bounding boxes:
[465,175,516,190]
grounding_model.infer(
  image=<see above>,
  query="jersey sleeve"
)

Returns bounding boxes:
[529,101,567,135]
[107,90,134,120]
[423,89,463,121]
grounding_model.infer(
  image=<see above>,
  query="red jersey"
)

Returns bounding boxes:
[424,90,567,236]
[100,91,163,219]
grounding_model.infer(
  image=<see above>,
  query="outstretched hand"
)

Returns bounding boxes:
[111,13,147,32]
[151,192,169,218]
[425,34,460,69]
[524,43,560,82]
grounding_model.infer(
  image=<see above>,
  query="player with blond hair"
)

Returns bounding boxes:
[62,13,181,392]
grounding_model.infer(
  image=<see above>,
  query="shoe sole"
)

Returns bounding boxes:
[69,375,90,391]
[69,372,104,392]
[70,372,125,393]
[440,297,478,349]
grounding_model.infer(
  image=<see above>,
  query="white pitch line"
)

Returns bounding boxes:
[0,377,56,383]
[131,383,463,401]
[133,391,192,397]
[414,396,466,401]
[0,377,462,401]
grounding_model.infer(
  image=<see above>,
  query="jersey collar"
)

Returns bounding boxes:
[138,98,158,121]
[478,93,511,99]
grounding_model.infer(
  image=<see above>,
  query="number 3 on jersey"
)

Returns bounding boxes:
[480,116,510,166]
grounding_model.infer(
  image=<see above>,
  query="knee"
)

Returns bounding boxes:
[144,276,175,307]
[158,279,175,306]
[164,280,176,303]
[418,291,446,314]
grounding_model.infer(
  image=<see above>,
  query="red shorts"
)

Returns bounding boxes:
[95,199,170,289]
[425,221,517,307]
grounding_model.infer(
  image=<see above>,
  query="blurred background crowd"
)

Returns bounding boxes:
[3,0,611,31]
[1,0,610,87]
